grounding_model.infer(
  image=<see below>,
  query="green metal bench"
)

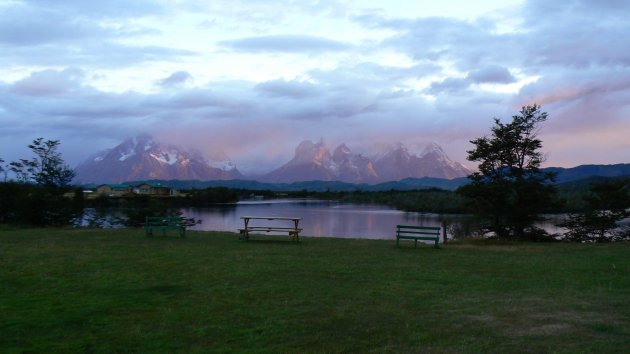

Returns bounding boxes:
[396,225,440,248]
[145,216,186,237]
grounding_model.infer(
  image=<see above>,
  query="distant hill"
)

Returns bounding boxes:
[546,164,630,183]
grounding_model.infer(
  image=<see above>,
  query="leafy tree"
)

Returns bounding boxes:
[1,138,80,226]
[560,179,630,242]
[457,104,559,240]
[30,138,76,187]
[8,138,75,187]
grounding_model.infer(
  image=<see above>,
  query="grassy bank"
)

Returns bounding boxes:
[1,228,629,353]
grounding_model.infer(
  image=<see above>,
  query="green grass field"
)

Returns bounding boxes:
[1,228,629,353]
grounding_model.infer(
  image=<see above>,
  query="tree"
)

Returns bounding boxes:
[560,179,630,242]
[28,138,75,187]
[457,104,558,240]
[10,138,75,187]
[1,138,80,226]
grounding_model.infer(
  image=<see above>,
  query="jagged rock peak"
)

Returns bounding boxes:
[293,139,331,165]
[332,143,352,162]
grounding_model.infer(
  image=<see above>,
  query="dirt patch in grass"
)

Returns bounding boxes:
[469,298,622,339]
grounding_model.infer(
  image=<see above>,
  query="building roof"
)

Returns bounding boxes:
[96,184,130,189]
[137,182,169,188]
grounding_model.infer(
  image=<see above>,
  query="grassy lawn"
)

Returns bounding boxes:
[1,228,629,353]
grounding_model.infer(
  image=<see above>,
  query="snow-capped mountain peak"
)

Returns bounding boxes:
[74,134,241,184]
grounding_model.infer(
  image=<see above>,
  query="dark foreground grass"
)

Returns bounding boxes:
[1,228,629,353]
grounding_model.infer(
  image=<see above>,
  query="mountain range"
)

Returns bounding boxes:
[74,135,471,184]
[261,140,470,183]
[73,134,630,188]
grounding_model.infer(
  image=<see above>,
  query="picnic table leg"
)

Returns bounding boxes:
[239,218,249,241]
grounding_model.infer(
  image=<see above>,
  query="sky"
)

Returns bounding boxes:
[1,0,629,174]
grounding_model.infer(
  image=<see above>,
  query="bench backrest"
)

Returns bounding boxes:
[396,225,440,236]
[146,216,184,226]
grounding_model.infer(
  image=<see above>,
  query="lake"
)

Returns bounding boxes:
[80,199,574,240]
[181,199,488,241]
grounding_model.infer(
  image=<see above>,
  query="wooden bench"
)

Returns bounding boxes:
[145,216,186,237]
[239,216,302,241]
[396,225,440,248]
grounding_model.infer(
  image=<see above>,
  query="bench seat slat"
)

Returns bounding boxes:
[397,235,439,240]
[240,227,302,232]
[245,226,302,231]
[397,230,440,235]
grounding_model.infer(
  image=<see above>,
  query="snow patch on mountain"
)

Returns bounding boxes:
[119,151,135,162]
[150,151,179,165]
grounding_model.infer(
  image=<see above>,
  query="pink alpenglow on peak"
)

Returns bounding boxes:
[262,140,470,183]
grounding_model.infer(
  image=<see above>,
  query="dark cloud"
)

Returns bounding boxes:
[255,80,320,99]
[426,65,515,95]
[467,65,516,84]
[427,77,470,95]
[157,71,193,87]
[219,34,352,53]
[9,68,85,96]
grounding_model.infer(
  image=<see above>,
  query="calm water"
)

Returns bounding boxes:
[181,199,474,241]
[80,198,573,240]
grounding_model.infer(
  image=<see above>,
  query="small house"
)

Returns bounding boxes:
[135,183,171,196]
[95,184,132,197]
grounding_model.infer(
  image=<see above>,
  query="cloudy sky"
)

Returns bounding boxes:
[1,0,629,173]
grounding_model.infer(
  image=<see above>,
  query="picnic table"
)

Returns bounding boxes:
[239,216,303,241]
